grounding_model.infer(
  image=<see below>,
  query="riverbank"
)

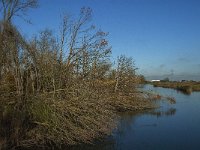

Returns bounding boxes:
[56,85,177,150]
[0,6,158,149]
[0,81,159,150]
[0,4,171,149]
[95,84,200,150]
[149,81,200,94]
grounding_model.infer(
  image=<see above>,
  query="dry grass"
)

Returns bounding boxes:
[0,79,156,149]
[109,93,156,112]
[0,83,115,149]
[150,81,200,94]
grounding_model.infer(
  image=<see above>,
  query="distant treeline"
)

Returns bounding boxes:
[150,81,200,94]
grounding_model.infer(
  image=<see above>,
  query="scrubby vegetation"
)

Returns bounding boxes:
[0,1,156,149]
[150,81,200,94]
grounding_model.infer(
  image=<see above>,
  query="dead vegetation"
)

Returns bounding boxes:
[151,81,200,94]
[0,1,156,149]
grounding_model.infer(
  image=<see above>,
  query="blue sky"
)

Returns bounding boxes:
[10,0,200,80]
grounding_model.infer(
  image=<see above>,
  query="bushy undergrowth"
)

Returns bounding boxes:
[0,79,155,149]
[0,2,155,149]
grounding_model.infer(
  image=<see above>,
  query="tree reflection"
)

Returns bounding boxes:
[65,107,177,150]
[148,108,176,117]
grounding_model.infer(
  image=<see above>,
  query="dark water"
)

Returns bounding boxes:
[111,84,200,150]
[72,84,200,150]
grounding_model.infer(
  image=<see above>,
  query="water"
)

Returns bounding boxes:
[111,84,200,150]
[71,84,200,150]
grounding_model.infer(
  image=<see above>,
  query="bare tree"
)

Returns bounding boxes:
[115,55,137,93]
[0,0,38,22]
[66,7,92,67]
[0,4,146,149]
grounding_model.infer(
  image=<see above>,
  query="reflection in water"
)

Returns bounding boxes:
[176,89,192,95]
[116,107,176,133]
[67,85,200,150]
[113,85,200,150]
[148,108,176,117]
[69,107,176,150]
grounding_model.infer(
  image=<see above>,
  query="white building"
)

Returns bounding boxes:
[151,80,160,82]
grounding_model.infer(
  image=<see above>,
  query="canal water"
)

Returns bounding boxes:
[72,84,200,150]
[111,84,200,150]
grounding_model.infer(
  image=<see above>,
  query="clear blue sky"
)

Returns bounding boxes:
[12,0,200,80]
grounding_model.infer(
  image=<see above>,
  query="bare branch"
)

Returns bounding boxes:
[0,0,38,22]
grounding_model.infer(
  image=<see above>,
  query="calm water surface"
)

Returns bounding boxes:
[72,84,200,150]
[111,84,200,150]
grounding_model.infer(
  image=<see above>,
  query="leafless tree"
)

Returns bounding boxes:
[0,0,37,22]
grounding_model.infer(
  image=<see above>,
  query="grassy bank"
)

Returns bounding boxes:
[149,81,200,94]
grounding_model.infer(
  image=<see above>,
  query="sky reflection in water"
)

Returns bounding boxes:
[70,84,200,150]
